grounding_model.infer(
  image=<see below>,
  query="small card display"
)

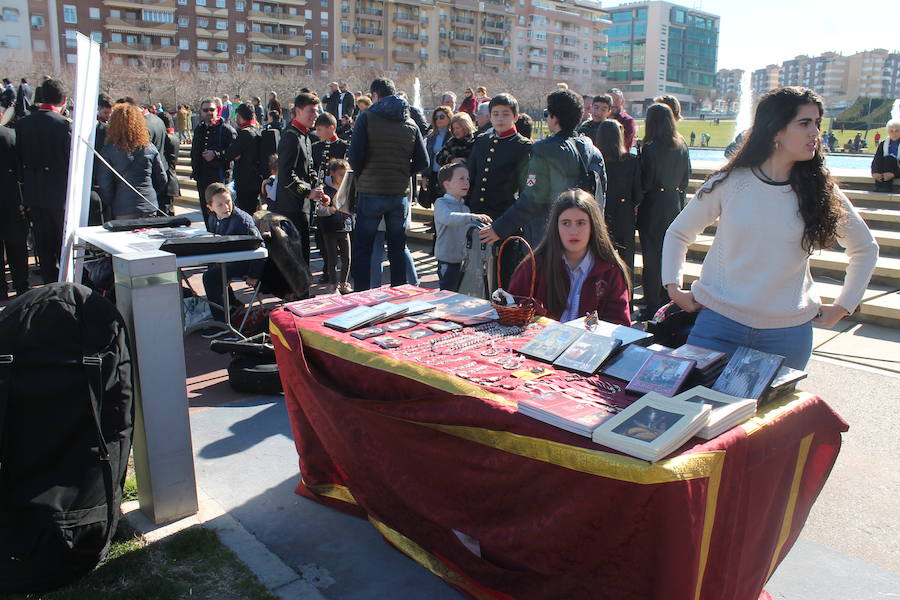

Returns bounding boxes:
[592,393,710,462]
[399,329,435,340]
[712,346,784,400]
[601,345,655,382]
[350,326,385,340]
[564,316,652,345]
[428,321,463,332]
[286,294,358,318]
[383,319,416,332]
[552,332,621,374]
[371,335,403,349]
[625,354,695,397]
[323,305,387,332]
[519,323,584,363]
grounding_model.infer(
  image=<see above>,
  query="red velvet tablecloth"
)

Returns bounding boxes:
[270,306,848,600]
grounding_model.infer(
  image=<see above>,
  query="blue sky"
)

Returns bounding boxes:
[610,1,896,72]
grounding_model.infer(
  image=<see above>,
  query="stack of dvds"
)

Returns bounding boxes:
[667,344,728,387]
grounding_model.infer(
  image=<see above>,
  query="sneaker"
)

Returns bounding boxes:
[338,283,353,295]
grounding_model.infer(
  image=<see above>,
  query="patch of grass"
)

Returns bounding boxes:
[6,523,279,600]
[122,454,138,503]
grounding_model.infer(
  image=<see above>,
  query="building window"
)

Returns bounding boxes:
[235,21,245,32]
[236,63,245,71]
[196,0,206,6]
[216,41,227,51]
[236,43,245,54]
[197,39,208,50]
[2,35,21,48]
[64,29,77,48]
[111,32,122,42]
[63,4,77,24]
[90,32,102,43]
[321,31,328,42]
[88,7,100,20]
[179,38,189,49]
[198,62,209,72]
[143,10,174,24]
[1,7,18,21]
[178,16,189,27]
[235,1,244,11]
[181,60,191,71]
[305,30,312,40]
[305,49,312,58]
[304,9,312,19]
[321,11,328,21]
[197,17,209,27]
[67,53,77,64]
[320,50,328,63]
[216,0,226,7]
[30,14,44,28]
[110,9,120,18]
[216,19,227,29]
[178,0,187,4]
[217,63,228,72]
[33,39,47,51]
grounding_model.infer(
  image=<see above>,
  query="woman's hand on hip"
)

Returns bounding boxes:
[666,284,703,312]
[813,304,850,328]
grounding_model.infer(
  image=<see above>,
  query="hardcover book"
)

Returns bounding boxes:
[518,323,584,363]
[552,332,621,374]
[286,294,358,318]
[518,392,613,437]
[323,305,387,332]
[601,345,655,382]
[625,354,696,397]
[370,301,410,323]
[592,393,710,462]
[424,292,499,325]
[670,386,757,440]
[712,346,785,400]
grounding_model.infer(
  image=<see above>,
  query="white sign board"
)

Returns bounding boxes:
[59,33,101,283]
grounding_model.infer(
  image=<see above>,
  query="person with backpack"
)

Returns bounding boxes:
[206,103,261,215]
[480,88,606,249]
[507,189,631,326]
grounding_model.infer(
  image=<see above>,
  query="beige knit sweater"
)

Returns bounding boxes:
[662,168,879,329]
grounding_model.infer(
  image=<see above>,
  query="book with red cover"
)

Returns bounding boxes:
[518,392,612,437]
[286,294,359,317]
[625,354,696,397]
[344,286,412,306]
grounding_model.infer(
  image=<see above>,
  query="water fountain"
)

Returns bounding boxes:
[732,69,753,142]
[892,98,900,121]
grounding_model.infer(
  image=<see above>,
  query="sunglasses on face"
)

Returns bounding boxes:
[436,114,448,120]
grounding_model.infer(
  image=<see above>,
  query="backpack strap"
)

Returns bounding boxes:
[0,354,12,452]
[83,355,116,542]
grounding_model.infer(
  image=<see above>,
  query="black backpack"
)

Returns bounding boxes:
[567,137,607,205]
[0,283,134,593]
[258,128,280,179]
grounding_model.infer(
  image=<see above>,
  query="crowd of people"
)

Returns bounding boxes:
[0,73,885,368]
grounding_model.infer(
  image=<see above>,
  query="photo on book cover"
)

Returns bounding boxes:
[668,344,726,371]
[601,345,654,381]
[626,354,695,396]
[519,323,584,362]
[611,405,684,442]
[553,333,621,374]
[712,346,784,399]
[425,292,499,325]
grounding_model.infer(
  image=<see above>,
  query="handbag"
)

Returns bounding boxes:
[331,169,358,215]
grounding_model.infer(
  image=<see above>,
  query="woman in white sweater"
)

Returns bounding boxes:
[662,87,878,369]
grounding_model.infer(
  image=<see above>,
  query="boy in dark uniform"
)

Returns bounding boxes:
[466,93,533,285]
[276,91,323,267]
[311,112,348,282]
[210,103,262,215]
[577,94,611,150]
[191,97,237,229]
[15,78,70,283]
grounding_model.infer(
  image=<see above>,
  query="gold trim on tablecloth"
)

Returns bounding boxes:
[742,393,816,437]
[765,433,814,581]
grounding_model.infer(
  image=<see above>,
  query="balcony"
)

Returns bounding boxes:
[479,53,508,65]
[195,28,229,39]
[353,27,383,38]
[105,41,178,57]
[480,0,513,14]
[194,5,228,17]
[449,33,475,44]
[392,48,423,62]
[103,0,175,10]
[481,20,507,32]
[353,45,385,58]
[451,17,475,27]
[393,11,419,25]
[479,36,506,47]
[269,0,307,5]
[105,17,176,36]
[247,29,306,45]
[196,49,229,60]
[392,30,419,41]
[248,51,306,65]
[356,7,384,20]
[448,49,474,61]
[247,9,305,26]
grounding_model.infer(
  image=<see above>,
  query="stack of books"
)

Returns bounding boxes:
[625,353,696,397]
[518,392,612,437]
[667,344,728,387]
[323,305,388,332]
[762,365,808,402]
[670,386,757,439]
[592,393,711,462]
[600,345,656,382]
[711,346,785,400]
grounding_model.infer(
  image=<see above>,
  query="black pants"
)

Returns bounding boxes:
[322,230,350,285]
[637,192,681,313]
[30,205,64,284]
[0,202,29,293]
[235,181,261,215]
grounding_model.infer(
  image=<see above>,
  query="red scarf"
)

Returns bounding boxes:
[239,119,258,129]
[325,134,339,143]
[166,128,175,133]
[39,103,62,113]
[291,119,309,134]
[496,126,517,139]
[205,118,223,126]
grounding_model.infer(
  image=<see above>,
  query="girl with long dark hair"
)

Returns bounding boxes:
[508,189,631,326]
[662,87,878,369]
[597,119,642,278]
[638,102,691,318]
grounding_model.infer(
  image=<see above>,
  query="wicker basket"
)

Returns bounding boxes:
[491,235,537,326]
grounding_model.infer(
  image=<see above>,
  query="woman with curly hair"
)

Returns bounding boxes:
[436,112,476,167]
[662,87,878,369]
[97,102,166,219]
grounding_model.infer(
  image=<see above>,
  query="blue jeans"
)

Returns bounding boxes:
[436,261,461,291]
[370,230,419,287]
[687,308,814,370]
[351,194,409,290]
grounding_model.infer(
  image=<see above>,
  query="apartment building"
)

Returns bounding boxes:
[750,63,779,99]
[604,1,719,116]
[0,1,31,66]
[713,67,741,108]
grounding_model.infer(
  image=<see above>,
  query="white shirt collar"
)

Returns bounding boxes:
[564,251,593,275]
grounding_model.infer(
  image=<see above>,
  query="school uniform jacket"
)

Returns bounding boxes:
[15,107,71,210]
[466,129,532,220]
[275,121,316,215]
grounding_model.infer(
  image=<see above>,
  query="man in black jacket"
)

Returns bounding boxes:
[143,102,168,177]
[14,78,32,118]
[276,91,323,266]
[323,82,341,119]
[209,103,262,215]
[191,97,237,228]
[15,78,70,283]
[0,123,27,297]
